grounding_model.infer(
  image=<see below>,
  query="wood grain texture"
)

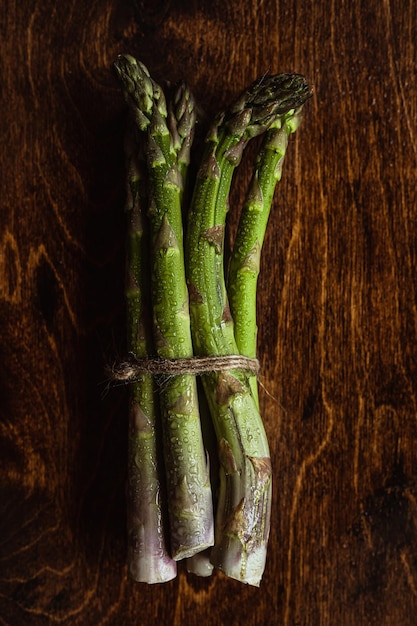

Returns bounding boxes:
[1,0,416,624]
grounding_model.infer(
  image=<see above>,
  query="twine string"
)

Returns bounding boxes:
[109,354,260,383]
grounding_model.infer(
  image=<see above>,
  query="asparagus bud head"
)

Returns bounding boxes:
[228,73,312,139]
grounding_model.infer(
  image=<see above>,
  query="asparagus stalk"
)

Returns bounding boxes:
[167,81,197,194]
[228,107,307,406]
[124,127,177,583]
[186,74,310,585]
[115,55,214,560]
[186,549,214,577]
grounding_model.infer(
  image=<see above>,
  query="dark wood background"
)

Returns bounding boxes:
[1,0,416,624]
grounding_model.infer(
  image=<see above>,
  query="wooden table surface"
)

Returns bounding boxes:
[1,1,416,624]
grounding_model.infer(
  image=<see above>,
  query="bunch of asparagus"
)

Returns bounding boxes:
[114,55,311,586]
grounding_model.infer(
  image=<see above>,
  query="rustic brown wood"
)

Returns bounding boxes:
[1,0,417,624]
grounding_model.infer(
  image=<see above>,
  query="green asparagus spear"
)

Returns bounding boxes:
[167,81,197,194]
[124,127,177,583]
[228,107,307,406]
[186,73,310,585]
[115,55,214,560]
